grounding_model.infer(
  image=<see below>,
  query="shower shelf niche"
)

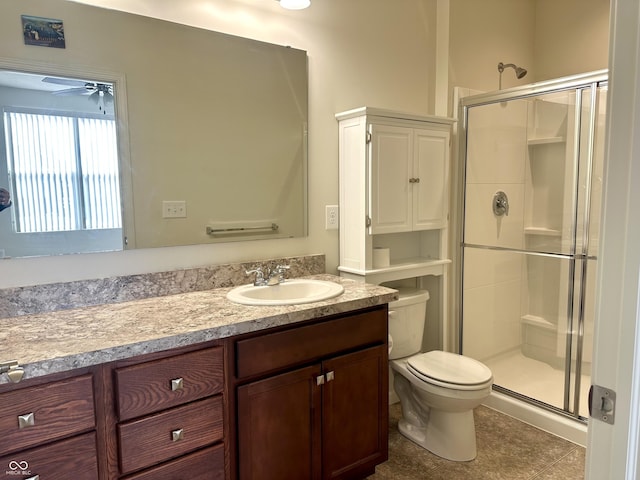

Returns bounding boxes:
[523,227,562,237]
[520,314,556,331]
[527,136,565,146]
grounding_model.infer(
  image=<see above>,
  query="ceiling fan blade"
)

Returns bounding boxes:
[53,87,92,96]
[42,76,88,88]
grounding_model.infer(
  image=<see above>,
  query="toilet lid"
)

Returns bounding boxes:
[407,350,492,386]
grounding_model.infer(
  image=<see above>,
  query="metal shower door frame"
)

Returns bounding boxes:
[455,70,608,422]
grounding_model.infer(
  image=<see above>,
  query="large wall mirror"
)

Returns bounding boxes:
[0,0,308,259]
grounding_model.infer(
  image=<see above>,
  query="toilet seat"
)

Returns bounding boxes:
[407,351,493,390]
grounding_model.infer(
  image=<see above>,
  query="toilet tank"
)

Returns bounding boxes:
[388,288,430,360]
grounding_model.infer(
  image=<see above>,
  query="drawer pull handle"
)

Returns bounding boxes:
[25,476,40,480]
[171,428,184,442]
[18,412,35,429]
[170,377,184,391]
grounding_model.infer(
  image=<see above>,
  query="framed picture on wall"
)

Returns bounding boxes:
[21,15,66,48]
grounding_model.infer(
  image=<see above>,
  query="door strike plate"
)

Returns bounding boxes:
[589,384,616,425]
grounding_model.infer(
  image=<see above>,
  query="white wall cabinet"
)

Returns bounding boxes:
[336,107,454,285]
[370,124,450,234]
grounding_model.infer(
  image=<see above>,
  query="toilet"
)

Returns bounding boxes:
[388,288,493,462]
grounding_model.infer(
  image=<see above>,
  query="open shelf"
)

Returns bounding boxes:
[338,257,450,284]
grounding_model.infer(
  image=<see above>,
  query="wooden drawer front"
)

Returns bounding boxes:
[123,444,225,480]
[0,432,98,480]
[116,346,223,421]
[236,306,387,379]
[0,374,95,455]
[118,396,224,474]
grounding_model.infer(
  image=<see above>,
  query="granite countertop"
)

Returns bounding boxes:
[0,274,397,384]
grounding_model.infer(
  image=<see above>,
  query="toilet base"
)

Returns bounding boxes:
[398,409,478,461]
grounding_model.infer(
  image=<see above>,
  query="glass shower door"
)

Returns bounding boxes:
[459,79,606,420]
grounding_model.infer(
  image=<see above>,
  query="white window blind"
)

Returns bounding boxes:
[4,110,121,233]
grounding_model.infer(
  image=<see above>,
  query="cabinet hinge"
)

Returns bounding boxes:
[365,215,372,228]
[589,384,616,424]
[366,132,372,144]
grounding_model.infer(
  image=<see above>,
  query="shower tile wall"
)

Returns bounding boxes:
[462,100,527,363]
[463,248,522,360]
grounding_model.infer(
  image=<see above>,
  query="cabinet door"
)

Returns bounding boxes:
[369,124,413,234]
[237,364,323,480]
[322,345,388,480]
[413,127,450,230]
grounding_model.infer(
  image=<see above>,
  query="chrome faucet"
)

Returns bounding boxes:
[246,264,290,286]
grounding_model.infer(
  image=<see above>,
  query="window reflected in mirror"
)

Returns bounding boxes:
[0,71,123,258]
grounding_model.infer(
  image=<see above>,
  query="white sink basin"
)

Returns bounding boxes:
[227,279,345,306]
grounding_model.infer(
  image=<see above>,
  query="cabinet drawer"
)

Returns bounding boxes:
[118,396,224,474]
[236,306,387,379]
[123,444,225,480]
[116,346,223,421]
[0,374,95,455]
[0,432,98,479]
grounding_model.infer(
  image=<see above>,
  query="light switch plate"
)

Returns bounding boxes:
[162,201,187,218]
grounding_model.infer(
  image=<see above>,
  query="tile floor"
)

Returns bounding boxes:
[368,403,585,479]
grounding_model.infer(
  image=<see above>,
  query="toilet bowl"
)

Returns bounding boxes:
[388,290,493,461]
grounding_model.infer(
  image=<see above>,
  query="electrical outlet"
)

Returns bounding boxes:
[162,201,187,218]
[325,205,339,230]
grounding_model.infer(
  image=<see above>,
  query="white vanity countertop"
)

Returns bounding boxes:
[0,275,397,383]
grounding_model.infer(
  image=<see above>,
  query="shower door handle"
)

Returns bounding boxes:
[493,191,509,217]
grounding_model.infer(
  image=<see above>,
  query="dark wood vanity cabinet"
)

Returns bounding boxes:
[232,305,389,480]
[0,303,389,480]
[0,371,100,479]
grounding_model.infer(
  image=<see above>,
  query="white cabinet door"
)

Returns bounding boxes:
[369,124,449,234]
[413,128,449,230]
[369,124,412,234]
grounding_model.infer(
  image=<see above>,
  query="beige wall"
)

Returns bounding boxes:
[449,0,609,104]
[0,0,438,287]
[449,0,536,102]
[534,0,610,80]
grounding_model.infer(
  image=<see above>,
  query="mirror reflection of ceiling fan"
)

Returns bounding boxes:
[42,76,114,113]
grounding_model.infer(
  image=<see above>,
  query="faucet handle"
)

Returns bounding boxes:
[273,264,290,282]
[246,267,266,286]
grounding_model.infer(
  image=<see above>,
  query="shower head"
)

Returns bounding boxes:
[498,62,528,88]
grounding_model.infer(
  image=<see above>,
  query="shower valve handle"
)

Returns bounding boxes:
[493,191,509,217]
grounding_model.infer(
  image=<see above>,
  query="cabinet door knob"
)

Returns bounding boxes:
[18,412,35,429]
[170,377,184,391]
[316,375,325,386]
[326,371,335,382]
[171,428,184,442]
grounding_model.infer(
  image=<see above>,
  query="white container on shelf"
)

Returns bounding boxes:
[372,247,390,268]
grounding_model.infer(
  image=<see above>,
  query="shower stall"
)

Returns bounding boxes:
[457,71,607,433]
